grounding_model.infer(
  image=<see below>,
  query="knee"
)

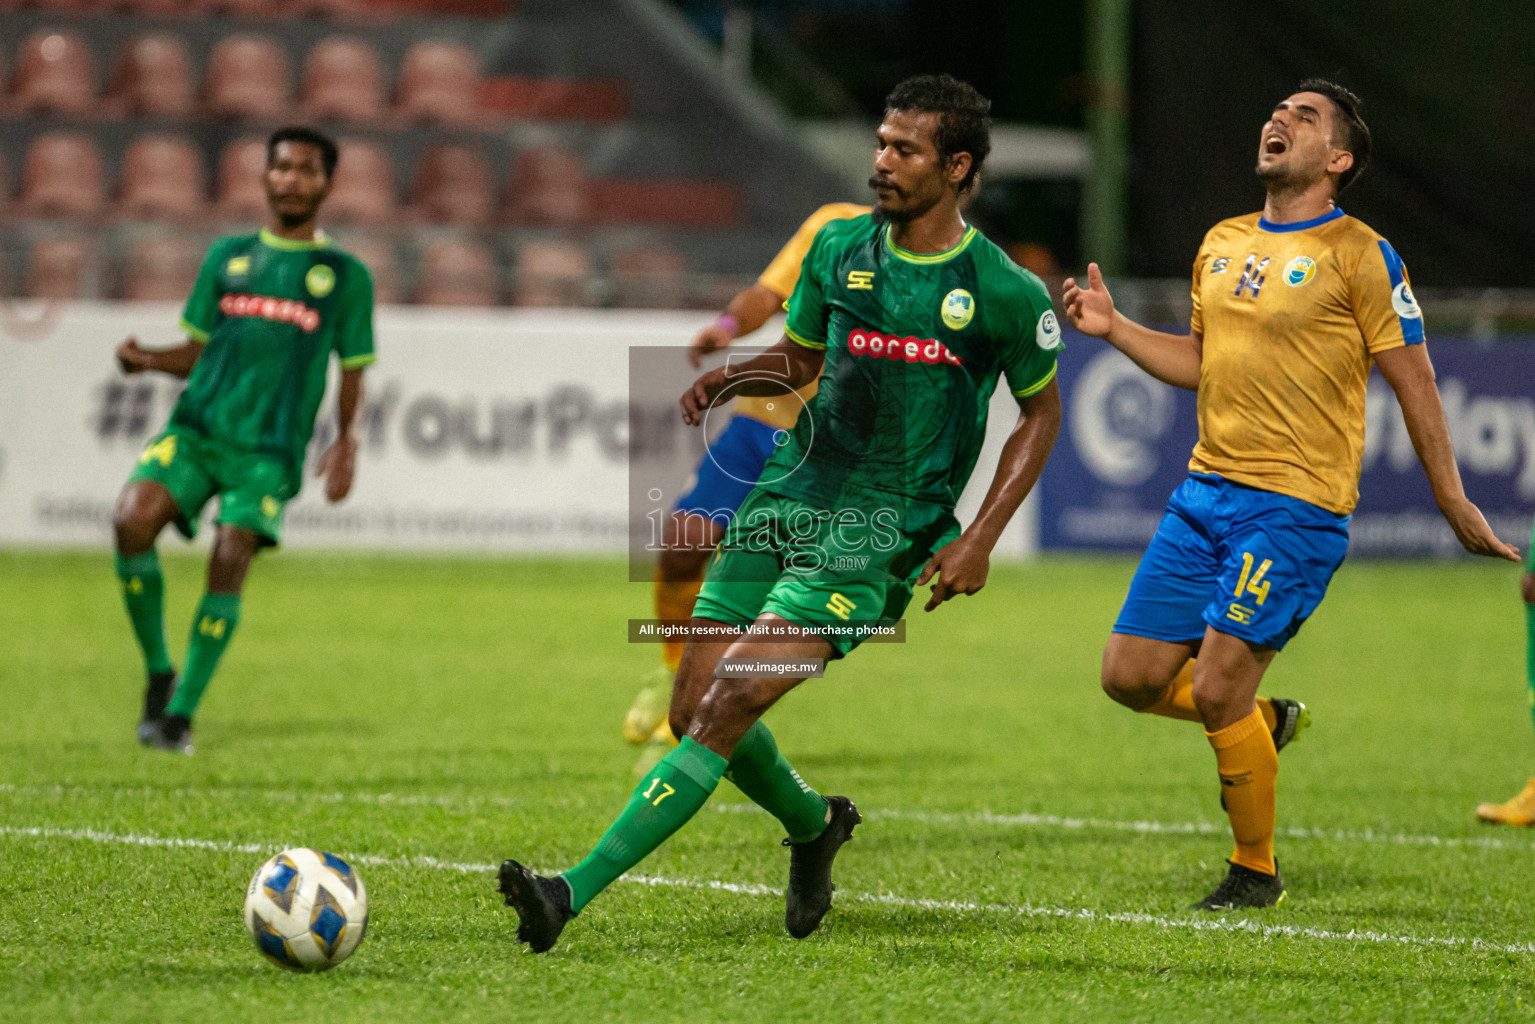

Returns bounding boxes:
[1522,573,1534,605]
[1100,650,1168,710]
[112,498,156,553]
[693,676,769,729]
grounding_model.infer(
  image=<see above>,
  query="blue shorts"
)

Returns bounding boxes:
[674,414,781,522]
[1114,474,1350,651]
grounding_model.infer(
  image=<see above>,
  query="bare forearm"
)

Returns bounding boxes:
[725,284,790,338]
[1104,312,1202,390]
[336,369,364,437]
[722,337,824,394]
[1382,357,1465,508]
[965,381,1062,550]
[144,342,203,378]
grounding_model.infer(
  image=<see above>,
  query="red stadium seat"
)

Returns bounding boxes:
[19,133,104,218]
[478,77,628,121]
[334,233,400,304]
[609,244,688,309]
[203,35,291,119]
[396,40,480,124]
[120,233,202,301]
[213,136,270,222]
[196,0,277,15]
[25,235,96,300]
[410,144,492,226]
[117,135,207,222]
[416,238,498,307]
[301,37,385,122]
[10,30,96,116]
[586,180,741,227]
[106,34,195,118]
[292,0,381,19]
[501,146,587,227]
[511,238,591,307]
[325,138,396,224]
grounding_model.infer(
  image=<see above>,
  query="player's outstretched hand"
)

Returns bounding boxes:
[116,336,152,374]
[1441,496,1521,562]
[916,534,990,612]
[689,324,735,368]
[1062,262,1116,340]
[318,433,358,503]
[680,367,729,426]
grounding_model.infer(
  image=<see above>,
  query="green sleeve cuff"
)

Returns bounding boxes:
[339,353,377,369]
[1010,362,1058,398]
[179,319,210,343]
[784,325,827,351]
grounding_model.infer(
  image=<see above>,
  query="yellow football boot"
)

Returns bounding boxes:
[1476,778,1535,825]
[632,719,679,777]
[622,667,673,745]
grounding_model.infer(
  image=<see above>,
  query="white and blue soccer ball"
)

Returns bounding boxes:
[243,847,369,972]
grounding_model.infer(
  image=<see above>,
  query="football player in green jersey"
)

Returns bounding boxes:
[112,126,376,755]
[498,75,1063,952]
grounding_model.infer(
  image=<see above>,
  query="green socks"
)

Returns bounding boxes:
[562,737,727,913]
[115,550,173,675]
[164,592,242,719]
[727,721,830,843]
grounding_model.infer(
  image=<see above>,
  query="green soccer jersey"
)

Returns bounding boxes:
[170,229,376,484]
[769,214,1060,529]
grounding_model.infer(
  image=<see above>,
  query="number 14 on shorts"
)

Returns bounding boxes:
[1227,551,1273,625]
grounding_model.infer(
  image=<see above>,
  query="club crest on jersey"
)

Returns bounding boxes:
[1391,281,1423,320]
[1283,255,1317,287]
[1035,310,1062,350]
[306,264,336,298]
[940,289,974,330]
[847,328,963,366]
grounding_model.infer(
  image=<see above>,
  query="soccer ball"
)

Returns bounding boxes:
[243,848,369,971]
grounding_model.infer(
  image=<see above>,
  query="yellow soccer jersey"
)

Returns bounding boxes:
[1188,207,1424,514]
[735,202,871,430]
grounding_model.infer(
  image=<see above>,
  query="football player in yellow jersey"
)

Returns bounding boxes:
[1064,79,1521,909]
[624,203,871,773]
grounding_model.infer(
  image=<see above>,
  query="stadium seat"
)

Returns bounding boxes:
[117,135,207,222]
[203,35,290,119]
[478,77,628,121]
[395,40,480,124]
[196,0,277,15]
[325,138,396,224]
[120,233,202,301]
[586,180,741,227]
[334,233,399,304]
[106,34,195,118]
[511,238,591,307]
[501,147,587,227]
[416,238,498,307]
[213,136,270,222]
[19,133,104,218]
[301,37,385,122]
[108,0,190,14]
[292,0,381,19]
[24,235,96,300]
[10,30,96,116]
[609,244,688,309]
[410,144,492,226]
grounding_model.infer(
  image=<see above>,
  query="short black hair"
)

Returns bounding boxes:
[266,126,338,179]
[884,73,991,194]
[1296,78,1370,192]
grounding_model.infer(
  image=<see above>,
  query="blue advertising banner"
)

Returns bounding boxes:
[1040,331,1535,556]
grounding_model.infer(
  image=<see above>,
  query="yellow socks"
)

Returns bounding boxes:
[654,576,704,671]
[1141,659,1277,732]
[1205,707,1278,875]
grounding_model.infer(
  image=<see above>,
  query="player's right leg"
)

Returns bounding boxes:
[115,429,217,746]
[1476,567,1535,824]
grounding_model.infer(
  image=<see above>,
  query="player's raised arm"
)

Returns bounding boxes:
[1374,343,1520,562]
[1063,262,1202,390]
[688,283,787,368]
[679,334,824,426]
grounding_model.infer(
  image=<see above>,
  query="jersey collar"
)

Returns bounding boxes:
[882,223,977,264]
[259,228,332,251]
[1257,207,1344,233]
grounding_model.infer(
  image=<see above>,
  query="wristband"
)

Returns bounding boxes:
[714,314,740,338]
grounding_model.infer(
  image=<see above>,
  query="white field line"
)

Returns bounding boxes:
[5,781,1531,853]
[3,823,1533,955]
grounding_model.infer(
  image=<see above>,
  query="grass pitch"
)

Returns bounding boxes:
[2,548,1532,1022]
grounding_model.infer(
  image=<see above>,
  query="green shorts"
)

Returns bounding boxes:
[126,426,295,546]
[692,488,960,657]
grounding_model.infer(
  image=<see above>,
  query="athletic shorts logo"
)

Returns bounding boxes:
[1283,255,1317,287]
[226,256,251,277]
[261,496,279,517]
[1035,310,1062,350]
[846,327,963,366]
[305,264,336,298]
[940,288,975,330]
[1391,281,1423,320]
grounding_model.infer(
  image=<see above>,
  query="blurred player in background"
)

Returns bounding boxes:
[499,74,1063,952]
[112,126,376,754]
[625,201,869,775]
[1475,534,1535,823]
[1065,80,1520,909]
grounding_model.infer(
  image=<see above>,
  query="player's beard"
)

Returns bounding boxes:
[869,177,941,225]
[268,193,323,229]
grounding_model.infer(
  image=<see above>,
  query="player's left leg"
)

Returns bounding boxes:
[1476,568,1535,824]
